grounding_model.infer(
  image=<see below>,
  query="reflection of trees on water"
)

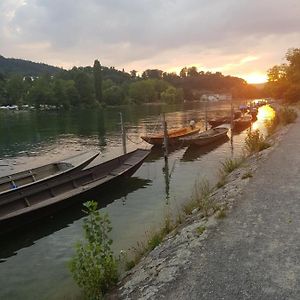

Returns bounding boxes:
[163,158,170,205]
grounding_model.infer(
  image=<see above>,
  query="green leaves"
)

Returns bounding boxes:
[69,201,118,300]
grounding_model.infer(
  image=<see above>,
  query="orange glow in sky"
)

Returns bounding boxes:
[242,73,268,84]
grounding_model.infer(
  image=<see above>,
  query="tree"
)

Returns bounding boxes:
[141,69,163,79]
[179,67,188,78]
[267,48,300,102]
[128,80,156,103]
[103,85,124,105]
[130,70,138,79]
[93,60,103,103]
[6,74,25,105]
[187,66,198,77]
[74,71,95,107]
[161,87,183,104]
[26,76,54,108]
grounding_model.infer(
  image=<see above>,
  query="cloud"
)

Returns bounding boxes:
[1,0,300,79]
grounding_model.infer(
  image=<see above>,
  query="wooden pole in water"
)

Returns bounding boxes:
[230,96,234,130]
[119,112,127,154]
[230,96,234,153]
[205,99,208,131]
[162,113,168,160]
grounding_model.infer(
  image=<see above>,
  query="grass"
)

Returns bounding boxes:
[216,207,227,219]
[245,130,271,153]
[190,178,216,217]
[124,214,176,271]
[220,156,245,175]
[196,225,206,235]
[242,170,253,179]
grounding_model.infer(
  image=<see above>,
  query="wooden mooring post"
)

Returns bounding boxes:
[119,112,127,154]
[162,113,168,161]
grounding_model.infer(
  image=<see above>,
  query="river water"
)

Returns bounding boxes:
[0,101,262,299]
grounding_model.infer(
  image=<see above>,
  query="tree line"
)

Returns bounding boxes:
[266,48,300,103]
[0,58,262,109]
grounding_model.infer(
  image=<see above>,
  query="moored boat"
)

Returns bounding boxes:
[141,126,200,146]
[233,114,252,131]
[179,127,229,146]
[0,149,150,234]
[0,152,99,194]
[208,111,241,128]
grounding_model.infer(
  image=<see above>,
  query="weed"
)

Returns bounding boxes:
[216,208,227,219]
[125,260,136,271]
[191,178,215,216]
[220,156,244,175]
[69,201,118,300]
[182,199,198,215]
[196,225,206,235]
[242,170,253,179]
[216,173,227,189]
[245,130,271,153]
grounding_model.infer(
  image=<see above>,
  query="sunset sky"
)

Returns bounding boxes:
[1,0,300,83]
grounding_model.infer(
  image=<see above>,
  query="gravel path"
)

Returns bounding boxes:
[158,118,300,299]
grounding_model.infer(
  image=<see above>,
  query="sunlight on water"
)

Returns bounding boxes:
[257,105,276,121]
[252,105,276,132]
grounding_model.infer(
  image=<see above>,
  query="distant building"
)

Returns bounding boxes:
[200,93,232,102]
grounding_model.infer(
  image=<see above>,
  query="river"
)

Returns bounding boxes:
[0,101,261,299]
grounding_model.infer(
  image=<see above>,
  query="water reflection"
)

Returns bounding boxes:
[252,105,276,134]
[162,158,170,204]
[0,101,253,300]
[181,136,230,162]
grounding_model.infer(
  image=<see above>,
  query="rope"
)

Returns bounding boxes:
[126,134,144,145]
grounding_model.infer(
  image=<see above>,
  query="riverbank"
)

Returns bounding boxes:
[108,112,299,299]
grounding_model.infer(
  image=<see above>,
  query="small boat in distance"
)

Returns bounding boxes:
[0,148,150,234]
[208,111,241,128]
[141,125,200,146]
[179,127,229,146]
[0,152,99,194]
[233,114,252,131]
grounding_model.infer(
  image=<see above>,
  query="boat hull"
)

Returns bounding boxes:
[180,127,229,146]
[0,149,150,234]
[141,127,200,146]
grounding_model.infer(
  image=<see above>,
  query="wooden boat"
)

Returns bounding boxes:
[208,111,241,128]
[0,152,99,194]
[179,127,229,146]
[233,114,252,131]
[0,149,150,234]
[141,126,200,146]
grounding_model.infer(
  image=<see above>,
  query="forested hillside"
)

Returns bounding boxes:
[0,56,263,109]
[0,55,62,76]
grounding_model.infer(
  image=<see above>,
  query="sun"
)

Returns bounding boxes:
[243,73,268,84]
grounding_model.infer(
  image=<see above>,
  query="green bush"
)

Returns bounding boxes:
[245,130,270,153]
[69,201,118,300]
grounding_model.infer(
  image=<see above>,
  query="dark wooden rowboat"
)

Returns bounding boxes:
[179,127,229,146]
[0,149,150,234]
[208,111,241,128]
[141,126,200,146]
[233,114,252,131]
[0,152,99,194]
